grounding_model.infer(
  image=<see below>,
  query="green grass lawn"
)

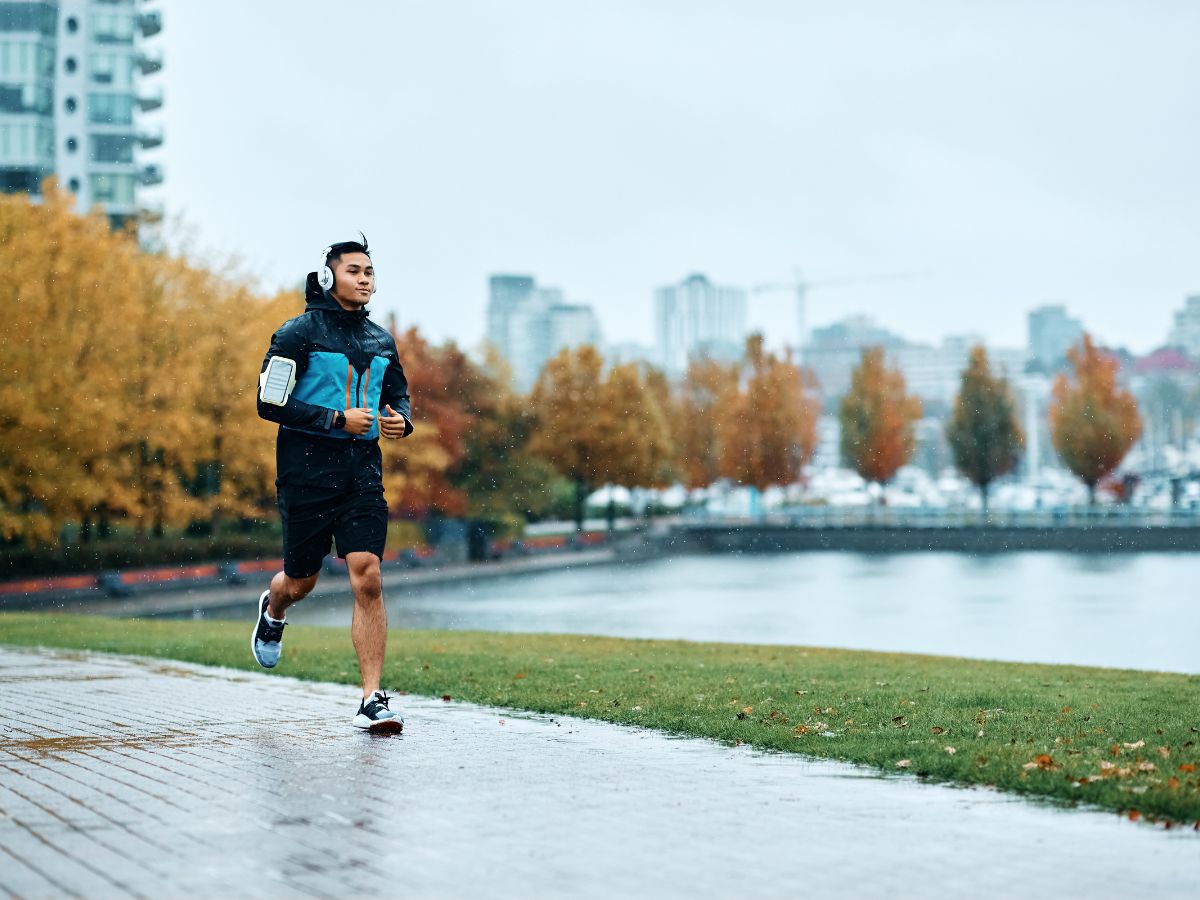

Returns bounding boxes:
[3,613,1199,825]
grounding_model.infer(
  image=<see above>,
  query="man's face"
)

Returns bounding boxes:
[330,252,374,308]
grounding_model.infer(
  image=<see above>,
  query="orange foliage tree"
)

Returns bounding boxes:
[387,327,471,517]
[0,185,317,547]
[672,357,738,488]
[530,346,673,529]
[1049,334,1142,503]
[839,346,923,486]
[593,362,673,527]
[720,335,821,490]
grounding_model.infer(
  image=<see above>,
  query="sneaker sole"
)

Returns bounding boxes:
[353,715,404,733]
[251,589,277,669]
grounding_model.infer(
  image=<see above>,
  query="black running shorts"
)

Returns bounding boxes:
[278,485,388,579]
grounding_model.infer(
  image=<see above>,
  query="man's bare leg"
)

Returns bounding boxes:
[346,551,386,697]
[267,571,319,620]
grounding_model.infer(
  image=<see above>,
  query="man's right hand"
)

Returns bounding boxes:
[342,407,374,436]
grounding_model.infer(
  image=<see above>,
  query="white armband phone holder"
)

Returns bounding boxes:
[259,356,298,406]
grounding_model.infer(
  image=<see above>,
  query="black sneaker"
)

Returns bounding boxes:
[353,691,404,732]
[251,589,286,669]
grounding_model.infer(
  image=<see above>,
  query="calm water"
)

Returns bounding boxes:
[248,552,1200,673]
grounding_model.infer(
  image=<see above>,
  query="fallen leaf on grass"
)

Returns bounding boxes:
[1136,762,1157,773]
[1124,740,1146,750]
[892,716,908,728]
[441,694,452,702]
[514,673,526,679]
[944,746,957,755]
[1179,763,1197,773]
[931,726,945,735]
[895,759,911,768]
[1168,776,1181,789]
[1023,754,1056,771]
[1158,746,1171,759]
[794,725,809,735]
[1128,810,1141,822]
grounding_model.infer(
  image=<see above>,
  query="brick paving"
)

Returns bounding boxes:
[0,646,1197,899]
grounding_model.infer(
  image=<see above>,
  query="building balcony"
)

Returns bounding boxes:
[136,51,163,76]
[136,90,163,112]
[137,202,165,224]
[139,163,163,187]
[137,129,163,150]
[138,11,163,39]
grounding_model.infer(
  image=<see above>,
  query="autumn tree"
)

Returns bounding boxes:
[945,346,1024,511]
[592,362,674,528]
[839,346,923,487]
[1049,334,1142,504]
[386,327,470,517]
[672,357,738,488]
[437,344,560,531]
[720,335,821,490]
[529,346,608,530]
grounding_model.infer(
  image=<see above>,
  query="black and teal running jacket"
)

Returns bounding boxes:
[257,272,413,490]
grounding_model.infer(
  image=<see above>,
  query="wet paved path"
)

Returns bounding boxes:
[0,646,1197,899]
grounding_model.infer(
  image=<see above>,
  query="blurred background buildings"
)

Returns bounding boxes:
[0,0,163,229]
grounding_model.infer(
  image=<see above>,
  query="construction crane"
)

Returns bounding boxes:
[751,269,927,360]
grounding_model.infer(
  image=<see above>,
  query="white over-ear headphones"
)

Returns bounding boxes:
[317,237,377,294]
[317,245,335,291]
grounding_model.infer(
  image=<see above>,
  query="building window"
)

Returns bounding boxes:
[65,136,77,153]
[64,95,76,113]
[90,11,135,45]
[88,172,136,206]
[0,122,54,162]
[0,4,58,37]
[87,92,134,124]
[66,16,79,34]
[0,82,52,115]
[64,56,77,74]
[68,177,80,192]
[89,53,133,87]
[90,133,134,164]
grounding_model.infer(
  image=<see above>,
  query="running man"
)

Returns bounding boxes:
[253,235,412,732]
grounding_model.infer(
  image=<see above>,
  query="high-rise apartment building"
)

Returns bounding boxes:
[655,273,746,375]
[0,0,163,228]
[1027,304,1083,372]
[486,274,603,391]
[1167,295,1200,360]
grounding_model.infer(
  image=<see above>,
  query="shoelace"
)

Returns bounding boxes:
[369,691,392,711]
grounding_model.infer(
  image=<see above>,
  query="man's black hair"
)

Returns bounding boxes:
[326,233,370,269]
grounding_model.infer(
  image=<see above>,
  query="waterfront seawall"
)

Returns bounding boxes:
[638,523,1200,555]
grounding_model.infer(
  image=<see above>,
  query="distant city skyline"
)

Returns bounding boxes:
[72,2,1200,354]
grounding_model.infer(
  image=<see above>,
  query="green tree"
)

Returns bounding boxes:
[946,346,1024,511]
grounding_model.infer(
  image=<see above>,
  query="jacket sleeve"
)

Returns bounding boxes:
[256,318,338,431]
[379,343,414,437]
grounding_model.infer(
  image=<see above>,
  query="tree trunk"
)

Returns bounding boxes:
[607,494,616,533]
[980,481,990,516]
[1087,482,1096,506]
[574,481,586,533]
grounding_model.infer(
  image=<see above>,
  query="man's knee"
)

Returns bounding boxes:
[347,553,382,601]
[283,573,318,602]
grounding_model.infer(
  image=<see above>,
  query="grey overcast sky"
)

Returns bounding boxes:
[151,1,1200,354]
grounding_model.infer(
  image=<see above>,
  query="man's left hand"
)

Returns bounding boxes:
[380,404,409,440]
